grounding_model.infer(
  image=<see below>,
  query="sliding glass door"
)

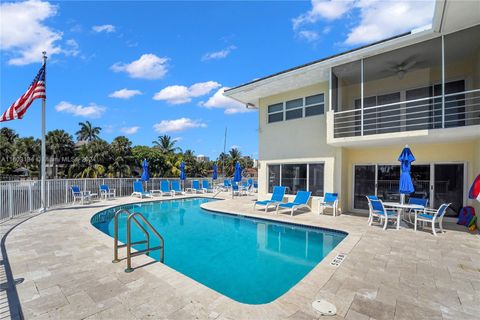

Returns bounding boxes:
[353,163,464,217]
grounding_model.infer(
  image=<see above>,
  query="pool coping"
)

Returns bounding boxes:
[87,196,361,313]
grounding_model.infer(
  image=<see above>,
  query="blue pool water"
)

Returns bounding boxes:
[91,198,346,304]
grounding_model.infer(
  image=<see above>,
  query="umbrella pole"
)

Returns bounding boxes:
[400,194,405,205]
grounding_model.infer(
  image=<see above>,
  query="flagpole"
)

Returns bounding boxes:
[40,51,47,213]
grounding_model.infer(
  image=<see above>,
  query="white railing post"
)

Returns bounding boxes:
[47,180,50,208]
[65,181,69,204]
[360,58,364,136]
[441,35,445,129]
[29,183,33,212]
[8,183,13,219]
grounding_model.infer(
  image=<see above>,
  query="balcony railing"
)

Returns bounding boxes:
[333,89,480,138]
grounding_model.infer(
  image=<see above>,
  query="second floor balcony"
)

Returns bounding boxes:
[326,24,480,146]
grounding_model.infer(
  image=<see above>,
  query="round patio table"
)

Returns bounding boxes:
[382,202,424,230]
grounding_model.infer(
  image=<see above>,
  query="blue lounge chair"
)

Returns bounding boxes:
[368,199,399,230]
[171,180,184,196]
[254,186,286,213]
[131,181,152,198]
[186,180,202,193]
[202,180,214,193]
[71,185,92,205]
[319,193,339,216]
[276,191,312,216]
[220,179,231,191]
[415,203,450,236]
[152,180,171,197]
[99,184,115,200]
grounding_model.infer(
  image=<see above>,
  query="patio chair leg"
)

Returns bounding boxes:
[432,223,437,236]
[414,216,417,231]
[383,217,388,230]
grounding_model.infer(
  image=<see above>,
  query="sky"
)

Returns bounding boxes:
[0,0,435,159]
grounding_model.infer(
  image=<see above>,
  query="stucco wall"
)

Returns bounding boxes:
[257,82,343,212]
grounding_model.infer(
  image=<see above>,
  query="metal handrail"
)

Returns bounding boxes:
[334,88,480,115]
[125,212,164,272]
[111,208,164,273]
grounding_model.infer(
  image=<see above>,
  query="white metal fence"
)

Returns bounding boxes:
[0,177,226,222]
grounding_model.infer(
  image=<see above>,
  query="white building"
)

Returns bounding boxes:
[224,0,480,217]
[196,155,210,162]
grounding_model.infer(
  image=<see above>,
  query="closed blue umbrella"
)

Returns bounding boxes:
[141,159,149,181]
[212,163,218,180]
[398,145,415,203]
[233,161,242,183]
[179,161,186,180]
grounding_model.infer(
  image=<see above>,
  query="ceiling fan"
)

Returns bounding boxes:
[387,57,417,79]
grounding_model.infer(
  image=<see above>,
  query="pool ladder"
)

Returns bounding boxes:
[112,209,164,273]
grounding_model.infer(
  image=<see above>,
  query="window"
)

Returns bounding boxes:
[282,164,307,194]
[308,164,324,196]
[267,163,325,196]
[268,103,284,123]
[285,98,303,120]
[305,94,324,117]
[268,165,280,193]
[267,93,325,123]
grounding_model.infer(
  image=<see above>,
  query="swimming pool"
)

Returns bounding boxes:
[91,198,346,304]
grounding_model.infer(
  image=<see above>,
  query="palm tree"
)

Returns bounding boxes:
[46,130,74,178]
[13,137,41,177]
[0,128,19,174]
[227,148,242,176]
[76,121,101,142]
[152,135,181,154]
[108,136,133,177]
[69,140,110,178]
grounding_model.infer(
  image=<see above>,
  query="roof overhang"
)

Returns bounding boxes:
[224,0,480,106]
[224,29,437,105]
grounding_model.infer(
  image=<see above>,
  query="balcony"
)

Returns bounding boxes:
[327,89,480,146]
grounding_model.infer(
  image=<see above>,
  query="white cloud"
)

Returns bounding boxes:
[345,1,435,45]
[202,45,237,61]
[0,0,62,65]
[64,39,80,57]
[109,88,142,99]
[55,101,105,118]
[153,118,207,133]
[153,81,220,104]
[200,87,252,114]
[92,24,115,33]
[297,30,320,42]
[111,54,169,80]
[293,0,354,30]
[292,0,435,45]
[120,126,139,134]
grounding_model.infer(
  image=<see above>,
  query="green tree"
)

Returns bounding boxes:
[152,135,181,154]
[108,136,133,177]
[0,128,18,175]
[227,148,242,176]
[75,121,101,142]
[69,140,110,178]
[132,145,168,177]
[13,137,41,177]
[46,129,74,178]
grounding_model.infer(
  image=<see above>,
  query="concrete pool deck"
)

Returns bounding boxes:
[2,193,480,319]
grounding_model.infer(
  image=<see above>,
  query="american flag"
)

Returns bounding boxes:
[0,64,46,122]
